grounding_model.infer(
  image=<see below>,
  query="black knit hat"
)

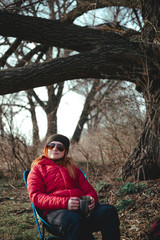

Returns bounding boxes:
[46,134,70,152]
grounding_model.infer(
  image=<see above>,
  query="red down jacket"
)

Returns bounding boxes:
[27,156,98,216]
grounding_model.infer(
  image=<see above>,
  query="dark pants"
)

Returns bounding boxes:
[46,204,120,240]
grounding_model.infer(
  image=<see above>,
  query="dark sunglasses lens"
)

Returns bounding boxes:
[46,143,65,151]
[57,144,65,152]
[46,143,55,149]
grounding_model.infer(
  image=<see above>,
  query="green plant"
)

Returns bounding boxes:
[116,198,134,211]
[138,182,148,189]
[95,181,110,192]
[145,189,154,196]
[114,178,122,182]
[117,182,148,195]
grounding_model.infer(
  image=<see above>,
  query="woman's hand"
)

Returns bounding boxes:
[88,197,95,211]
[68,197,80,211]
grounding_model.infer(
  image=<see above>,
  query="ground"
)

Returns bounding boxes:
[0,161,160,240]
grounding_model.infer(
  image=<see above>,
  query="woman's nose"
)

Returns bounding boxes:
[53,145,58,150]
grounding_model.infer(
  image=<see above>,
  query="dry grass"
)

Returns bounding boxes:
[0,127,159,239]
[1,160,159,240]
[79,161,160,240]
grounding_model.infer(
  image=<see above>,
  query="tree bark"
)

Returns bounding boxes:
[0,10,108,52]
[45,83,64,137]
[0,105,4,138]
[122,84,160,180]
[122,0,160,180]
[0,44,141,95]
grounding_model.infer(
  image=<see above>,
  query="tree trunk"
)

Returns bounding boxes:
[46,109,57,136]
[122,0,160,181]
[122,83,160,181]
[71,79,100,143]
[46,83,64,137]
[0,105,4,138]
[27,90,40,156]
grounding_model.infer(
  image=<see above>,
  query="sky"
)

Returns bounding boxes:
[57,90,85,138]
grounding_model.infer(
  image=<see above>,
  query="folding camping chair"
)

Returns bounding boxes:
[23,169,95,240]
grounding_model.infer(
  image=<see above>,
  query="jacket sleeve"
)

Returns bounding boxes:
[27,165,69,210]
[77,168,99,204]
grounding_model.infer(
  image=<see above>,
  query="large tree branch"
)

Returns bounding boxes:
[0,10,145,95]
[0,43,141,95]
[0,10,129,52]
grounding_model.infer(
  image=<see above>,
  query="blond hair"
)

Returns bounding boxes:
[31,146,76,178]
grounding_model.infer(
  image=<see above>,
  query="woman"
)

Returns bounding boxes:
[27,134,120,240]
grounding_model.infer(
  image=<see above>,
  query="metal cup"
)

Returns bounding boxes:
[79,196,91,215]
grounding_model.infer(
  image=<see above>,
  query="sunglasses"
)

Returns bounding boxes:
[46,142,65,152]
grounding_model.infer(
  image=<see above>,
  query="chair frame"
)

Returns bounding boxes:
[23,169,95,240]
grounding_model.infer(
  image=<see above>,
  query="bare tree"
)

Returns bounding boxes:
[0,1,71,142]
[72,79,101,143]
[29,82,64,137]
[27,89,40,148]
[0,0,160,180]
[71,79,120,143]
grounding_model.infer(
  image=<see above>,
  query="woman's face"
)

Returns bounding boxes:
[47,141,65,160]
